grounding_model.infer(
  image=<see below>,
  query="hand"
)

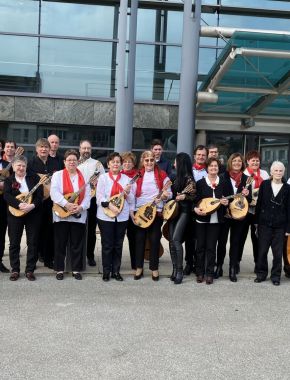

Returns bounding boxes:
[220,197,229,206]
[241,188,249,196]
[286,232,290,236]
[109,203,120,215]
[194,207,207,216]
[65,202,78,213]
[161,190,169,201]
[124,184,131,194]
[19,203,35,213]
[176,193,185,202]
[0,182,4,191]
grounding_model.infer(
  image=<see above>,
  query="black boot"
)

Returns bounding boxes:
[174,244,183,285]
[214,265,223,279]
[229,266,237,282]
[169,241,177,281]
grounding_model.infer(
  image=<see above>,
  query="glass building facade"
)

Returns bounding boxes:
[0,0,290,169]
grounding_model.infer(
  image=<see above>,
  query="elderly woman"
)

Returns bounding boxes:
[133,150,172,281]
[255,161,290,286]
[4,156,43,281]
[50,149,91,281]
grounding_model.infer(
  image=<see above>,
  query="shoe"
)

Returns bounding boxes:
[56,272,64,280]
[72,272,82,280]
[236,262,240,274]
[214,265,223,279]
[26,272,36,281]
[254,277,265,283]
[196,275,204,283]
[285,272,290,279]
[111,273,123,281]
[38,256,44,263]
[174,271,183,285]
[88,258,96,267]
[170,268,177,281]
[229,266,237,282]
[0,262,10,273]
[206,276,213,285]
[9,272,20,281]
[272,280,280,286]
[134,269,143,280]
[183,264,193,276]
[152,271,159,281]
[102,273,110,282]
[44,262,54,270]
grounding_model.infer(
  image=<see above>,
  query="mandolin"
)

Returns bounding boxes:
[197,194,235,215]
[0,147,25,194]
[229,176,254,220]
[134,181,172,228]
[37,173,52,200]
[53,170,100,219]
[8,174,51,217]
[163,182,195,221]
[144,238,164,260]
[103,173,141,218]
[250,188,259,207]
[287,236,290,265]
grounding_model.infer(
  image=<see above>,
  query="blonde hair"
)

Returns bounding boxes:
[139,150,155,169]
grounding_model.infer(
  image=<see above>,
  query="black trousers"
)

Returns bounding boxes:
[0,195,7,262]
[135,216,163,271]
[196,223,220,277]
[216,218,247,268]
[87,197,97,261]
[54,222,86,272]
[169,212,189,270]
[239,213,258,265]
[256,225,284,281]
[38,198,54,265]
[127,217,137,270]
[184,218,196,267]
[98,219,128,275]
[8,211,41,273]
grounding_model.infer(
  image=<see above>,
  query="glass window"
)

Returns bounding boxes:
[199,48,218,75]
[39,38,114,97]
[135,44,155,100]
[137,8,156,42]
[166,11,183,44]
[133,128,177,153]
[41,2,115,39]
[221,0,290,11]
[0,0,39,34]
[207,132,244,163]
[219,14,290,31]
[260,136,289,173]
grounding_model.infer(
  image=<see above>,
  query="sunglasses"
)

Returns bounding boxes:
[144,158,155,163]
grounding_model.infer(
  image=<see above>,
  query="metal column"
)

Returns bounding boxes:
[177,0,201,156]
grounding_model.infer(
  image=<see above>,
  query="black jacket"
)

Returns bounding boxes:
[255,179,290,231]
[28,155,60,175]
[156,155,172,177]
[220,171,252,204]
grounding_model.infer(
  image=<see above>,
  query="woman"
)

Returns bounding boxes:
[50,149,91,280]
[96,152,134,282]
[133,150,172,281]
[120,152,139,271]
[215,153,251,282]
[255,161,290,286]
[4,156,43,281]
[168,152,196,284]
[240,151,269,272]
[194,157,229,285]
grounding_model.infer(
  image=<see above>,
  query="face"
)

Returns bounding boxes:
[48,135,60,152]
[194,149,207,165]
[208,148,218,159]
[36,144,49,160]
[247,157,260,171]
[271,166,284,181]
[122,158,134,171]
[143,154,155,172]
[151,145,163,160]
[207,161,219,176]
[64,154,78,171]
[4,142,16,157]
[13,161,27,177]
[108,156,122,174]
[231,156,243,172]
[79,141,92,160]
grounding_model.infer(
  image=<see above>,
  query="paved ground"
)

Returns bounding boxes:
[1,232,290,379]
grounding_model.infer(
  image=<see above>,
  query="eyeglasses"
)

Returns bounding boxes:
[123,161,133,164]
[65,159,77,162]
[144,158,155,163]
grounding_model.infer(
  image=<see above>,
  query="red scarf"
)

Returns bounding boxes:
[136,167,167,198]
[193,163,206,170]
[120,169,138,179]
[109,171,124,196]
[62,168,85,205]
[247,167,263,189]
[229,171,242,188]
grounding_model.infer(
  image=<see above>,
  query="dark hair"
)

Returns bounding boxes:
[106,152,122,165]
[35,138,50,149]
[151,139,163,148]
[206,157,221,169]
[64,149,79,161]
[4,140,17,149]
[193,145,208,156]
[227,153,245,172]
[245,150,261,162]
[174,152,194,192]
[79,139,92,147]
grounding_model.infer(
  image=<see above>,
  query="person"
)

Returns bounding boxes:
[254,161,290,286]
[0,141,10,273]
[4,156,43,281]
[50,149,91,280]
[168,153,196,285]
[3,141,17,162]
[47,134,64,170]
[240,151,269,272]
[120,151,139,270]
[78,139,105,266]
[184,145,208,276]
[215,153,251,282]
[151,139,172,177]
[207,144,226,173]
[96,152,134,282]
[133,150,172,281]
[194,158,229,285]
[28,138,60,268]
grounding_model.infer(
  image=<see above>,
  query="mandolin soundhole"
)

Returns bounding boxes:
[144,206,153,220]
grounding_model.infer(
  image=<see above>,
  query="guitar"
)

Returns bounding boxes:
[53,171,100,219]
[163,182,195,221]
[8,174,51,217]
[134,181,172,228]
[229,176,254,220]
[0,147,25,194]
[144,238,164,261]
[103,173,141,218]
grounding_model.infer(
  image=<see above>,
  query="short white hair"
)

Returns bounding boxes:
[270,160,285,175]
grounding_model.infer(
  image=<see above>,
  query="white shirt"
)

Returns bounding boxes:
[272,182,283,197]
[78,157,105,183]
[244,168,269,213]
[50,170,91,224]
[15,175,29,193]
[196,176,219,224]
[193,167,207,182]
[96,172,134,222]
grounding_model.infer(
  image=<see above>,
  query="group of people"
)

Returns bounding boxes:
[1,137,290,286]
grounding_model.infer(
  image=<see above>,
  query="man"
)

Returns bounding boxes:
[3,141,16,162]
[184,145,208,276]
[207,144,226,173]
[151,139,172,177]
[0,141,10,272]
[28,138,60,268]
[48,134,64,170]
[78,140,105,267]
